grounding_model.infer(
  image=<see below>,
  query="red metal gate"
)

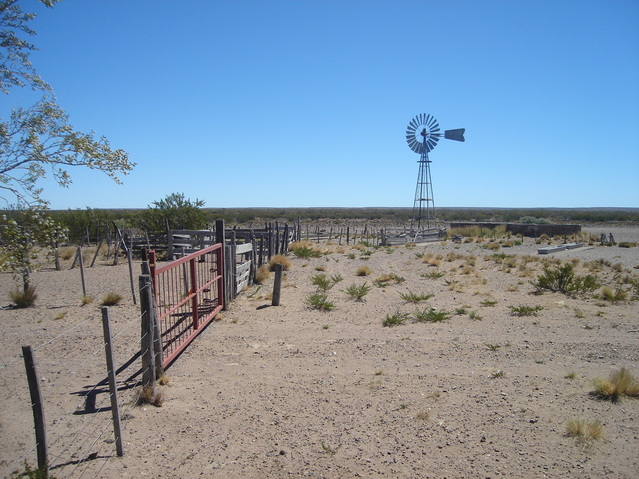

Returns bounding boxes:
[149,244,224,367]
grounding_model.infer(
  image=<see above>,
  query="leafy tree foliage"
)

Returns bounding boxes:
[1,207,67,290]
[134,192,207,235]
[0,0,134,206]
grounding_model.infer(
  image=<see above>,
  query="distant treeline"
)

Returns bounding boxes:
[36,206,638,244]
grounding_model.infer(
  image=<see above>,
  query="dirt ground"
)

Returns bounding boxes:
[1,225,638,478]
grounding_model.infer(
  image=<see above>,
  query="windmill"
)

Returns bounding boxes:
[405,113,465,231]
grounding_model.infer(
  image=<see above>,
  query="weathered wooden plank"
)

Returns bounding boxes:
[236,260,251,275]
[236,243,253,255]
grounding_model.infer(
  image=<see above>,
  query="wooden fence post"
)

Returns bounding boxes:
[101,307,124,456]
[139,275,157,392]
[22,346,48,476]
[272,263,283,306]
[77,246,87,298]
[215,220,229,310]
[140,262,164,378]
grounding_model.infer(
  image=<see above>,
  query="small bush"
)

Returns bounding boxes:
[533,263,600,295]
[591,367,639,402]
[311,273,336,291]
[343,282,372,301]
[382,311,410,327]
[304,292,335,311]
[101,292,123,306]
[509,305,544,316]
[291,244,322,258]
[373,274,404,287]
[400,291,434,303]
[10,286,37,308]
[269,254,292,271]
[421,271,444,279]
[414,308,451,323]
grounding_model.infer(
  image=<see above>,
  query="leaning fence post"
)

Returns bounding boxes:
[139,275,157,393]
[75,246,87,298]
[22,346,48,476]
[101,307,124,456]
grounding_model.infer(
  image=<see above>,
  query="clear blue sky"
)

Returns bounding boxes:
[9,0,639,210]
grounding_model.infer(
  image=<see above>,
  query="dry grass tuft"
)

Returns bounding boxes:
[254,265,271,284]
[10,286,37,308]
[356,265,372,276]
[101,292,123,306]
[565,418,604,446]
[269,254,292,271]
[81,295,94,305]
[591,367,639,402]
[136,385,164,407]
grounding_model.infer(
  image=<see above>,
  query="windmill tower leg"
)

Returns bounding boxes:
[411,151,435,231]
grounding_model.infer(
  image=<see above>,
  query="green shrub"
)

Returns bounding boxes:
[533,263,600,294]
[509,305,544,316]
[310,273,335,291]
[400,291,434,303]
[304,292,335,311]
[414,308,451,323]
[343,282,372,301]
[292,246,322,258]
[382,311,410,327]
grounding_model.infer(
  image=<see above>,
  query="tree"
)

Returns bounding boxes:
[0,0,134,206]
[1,207,67,292]
[135,193,207,235]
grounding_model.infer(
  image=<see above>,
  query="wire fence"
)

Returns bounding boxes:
[0,304,148,479]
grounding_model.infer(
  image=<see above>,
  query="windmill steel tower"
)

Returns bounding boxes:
[405,114,465,230]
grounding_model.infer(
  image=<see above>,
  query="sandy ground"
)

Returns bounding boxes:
[1,225,638,478]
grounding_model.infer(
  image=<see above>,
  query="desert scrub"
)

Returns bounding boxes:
[591,367,639,402]
[400,291,434,303]
[254,265,271,284]
[480,299,497,307]
[532,263,600,295]
[304,292,336,311]
[414,308,451,323]
[599,286,627,302]
[382,311,410,327]
[136,385,164,407]
[289,241,322,258]
[101,292,123,306]
[9,285,37,308]
[343,282,372,301]
[311,273,336,291]
[373,273,405,287]
[509,305,544,316]
[565,418,604,447]
[355,265,372,276]
[421,270,444,279]
[269,254,292,271]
